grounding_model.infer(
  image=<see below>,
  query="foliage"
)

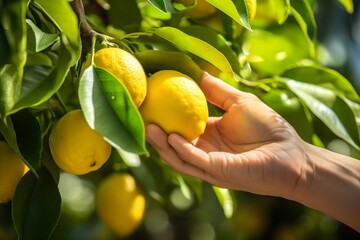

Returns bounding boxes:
[0,0,359,239]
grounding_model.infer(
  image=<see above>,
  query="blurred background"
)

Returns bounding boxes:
[1,0,360,239]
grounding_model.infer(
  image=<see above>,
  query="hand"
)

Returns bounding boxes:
[146,72,311,199]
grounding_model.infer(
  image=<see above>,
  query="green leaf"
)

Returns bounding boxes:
[32,0,80,56]
[206,0,251,30]
[12,167,61,240]
[11,109,42,171]
[212,187,235,218]
[338,0,353,13]
[282,65,360,102]
[0,0,27,117]
[79,66,147,154]
[135,50,203,83]
[148,0,177,13]
[0,22,10,67]
[153,27,234,77]
[107,0,141,33]
[272,0,290,23]
[289,0,316,55]
[0,110,42,176]
[26,19,59,52]
[181,25,241,74]
[282,78,360,149]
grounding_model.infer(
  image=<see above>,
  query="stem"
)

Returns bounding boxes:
[70,0,98,59]
[55,92,70,113]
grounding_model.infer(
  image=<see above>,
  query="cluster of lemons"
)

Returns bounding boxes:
[0,0,259,236]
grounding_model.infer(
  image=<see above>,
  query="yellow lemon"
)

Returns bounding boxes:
[0,141,29,203]
[95,173,146,237]
[175,0,217,19]
[140,70,208,141]
[49,109,111,175]
[83,48,147,107]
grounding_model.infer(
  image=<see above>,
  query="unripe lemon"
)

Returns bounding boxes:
[175,0,217,19]
[140,70,208,141]
[83,48,147,107]
[95,173,146,237]
[0,141,29,203]
[49,109,111,175]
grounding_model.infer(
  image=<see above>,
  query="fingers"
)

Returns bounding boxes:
[145,124,208,180]
[200,72,251,110]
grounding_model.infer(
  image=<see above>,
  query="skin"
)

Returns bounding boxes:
[146,72,360,232]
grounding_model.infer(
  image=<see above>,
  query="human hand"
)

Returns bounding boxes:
[146,72,311,199]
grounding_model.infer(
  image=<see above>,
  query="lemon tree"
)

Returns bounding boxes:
[1,0,359,239]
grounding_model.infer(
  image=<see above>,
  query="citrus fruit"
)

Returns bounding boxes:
[175,0,217,19]
[0,141,29,203]
[140,70,208,141]
[95,172,146,237]
[83,48,147,107]
[49,109,111,175]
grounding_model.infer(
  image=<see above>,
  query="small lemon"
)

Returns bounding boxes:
[83,48,147,107]
[140,70,208,141]
[0,141,29,203]
[49,109,111,175]
[175,0,217,19]
[95,173,146,237]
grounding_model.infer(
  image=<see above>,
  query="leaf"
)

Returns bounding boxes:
[283,78,360,149]
[206,0,251,30]
[153,27,234,77]
[147,0,178,13]
[0,109,42,176]
[289,0,316,55]
[212,187,235,218]
[0,22,10,68]
[272,0,290,24]
[181,25,241,74]
[26,19,59,52]
[338,0,353,13]
[32,0,80,54]
[282,65,360,102]
[107,0,141,33]
[0,0,27,117]
[135,50,203,83]
[11,109,42,171]
[79,66,147,154]
[12,167,61,240]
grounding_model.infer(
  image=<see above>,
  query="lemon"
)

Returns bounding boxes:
[0,141,29,203]
[49,109,111,175]
[140,70,208,141]
[95,173,146,237]
[175,0,217,19]
[83,48,147,107]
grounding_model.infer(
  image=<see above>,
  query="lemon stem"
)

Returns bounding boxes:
[55,92,70,113]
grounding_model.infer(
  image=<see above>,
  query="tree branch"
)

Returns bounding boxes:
[70,0,97,59]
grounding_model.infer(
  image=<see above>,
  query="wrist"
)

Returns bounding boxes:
[289,142,360,231]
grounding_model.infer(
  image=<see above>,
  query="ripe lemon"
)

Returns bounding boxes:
[140,70,208,141]
[83,48,147,107]
[95,173,146,237]
[49,109,111,175]
[175,0,217,19]
[0,141,29,203]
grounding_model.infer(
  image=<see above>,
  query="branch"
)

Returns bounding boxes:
[70,0,97,59]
